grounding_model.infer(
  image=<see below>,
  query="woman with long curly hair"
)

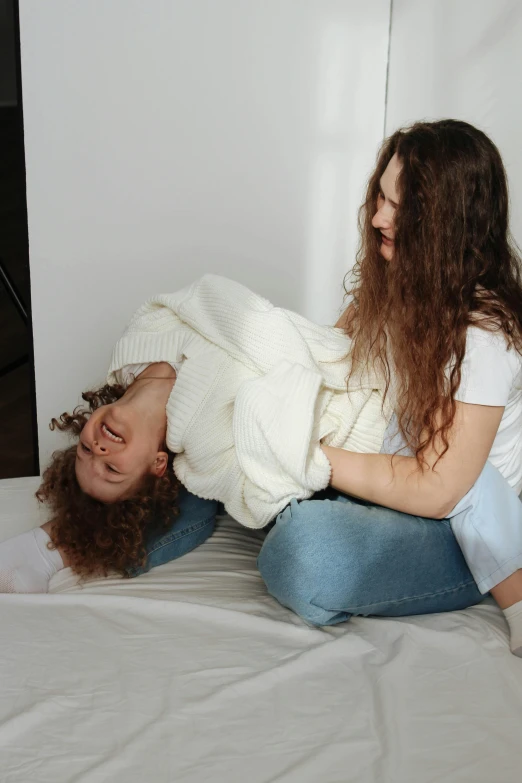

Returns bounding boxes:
[257,119,522,657]
[1,119,521,656]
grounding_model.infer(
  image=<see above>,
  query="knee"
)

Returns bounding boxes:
[257,496,432,623]
[258,500,318,583]
[257,499,362,624]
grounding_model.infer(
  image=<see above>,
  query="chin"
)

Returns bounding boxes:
[380,245,394,261]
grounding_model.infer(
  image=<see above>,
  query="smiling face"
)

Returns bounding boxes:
[75,403,168,503]
[372,152,401,261]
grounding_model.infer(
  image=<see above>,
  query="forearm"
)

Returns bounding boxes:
[321,445,456,519]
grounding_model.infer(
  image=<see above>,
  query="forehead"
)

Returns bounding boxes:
[380,153,401,199]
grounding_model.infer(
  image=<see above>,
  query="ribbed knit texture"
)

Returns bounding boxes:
[107,275,391,528]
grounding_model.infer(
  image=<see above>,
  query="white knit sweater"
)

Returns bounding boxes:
[107,275,390,528]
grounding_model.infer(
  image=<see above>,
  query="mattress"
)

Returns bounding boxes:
[1,477,521,783]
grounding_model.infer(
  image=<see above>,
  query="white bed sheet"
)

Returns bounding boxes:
[1,477,521,783]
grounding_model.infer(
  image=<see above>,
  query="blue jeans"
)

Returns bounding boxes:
[130,486,484,626]
[256,489,485,626]
[126,488,218,577]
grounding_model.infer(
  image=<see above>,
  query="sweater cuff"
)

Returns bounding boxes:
[107,329,195,385]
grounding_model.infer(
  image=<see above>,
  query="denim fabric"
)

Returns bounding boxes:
[257,489,485,626]
[127,489,218,578]
[127,463,521,630]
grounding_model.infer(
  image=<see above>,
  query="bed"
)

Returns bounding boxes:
[1,476,521,783]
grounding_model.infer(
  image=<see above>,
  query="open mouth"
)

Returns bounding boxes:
[101,422,124,443]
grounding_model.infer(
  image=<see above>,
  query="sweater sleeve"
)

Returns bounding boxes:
[169,356,333,528]
[169,353,280,529]
[231,361,332,516]
[169,274,354,387]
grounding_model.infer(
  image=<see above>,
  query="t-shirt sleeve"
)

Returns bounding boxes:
[452,327,517,407]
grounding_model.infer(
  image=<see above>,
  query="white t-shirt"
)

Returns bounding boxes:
[381,326,522,495]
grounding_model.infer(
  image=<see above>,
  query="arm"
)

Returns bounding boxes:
[321,400,504,519]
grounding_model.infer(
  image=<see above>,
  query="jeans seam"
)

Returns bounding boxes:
[146,514,215,556]
[327,577,480,614]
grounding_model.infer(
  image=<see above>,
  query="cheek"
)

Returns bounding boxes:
[74,458,91,494]
[118,446,154,477]
[81,416,94,441]
[85,406,105,431]
[380,243,394,261]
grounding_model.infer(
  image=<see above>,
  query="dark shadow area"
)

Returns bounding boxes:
[0,0,38,478]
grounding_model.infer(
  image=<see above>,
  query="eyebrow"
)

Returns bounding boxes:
[379,178,398,208]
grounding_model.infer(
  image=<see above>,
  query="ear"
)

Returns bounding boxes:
[151,451,169,478]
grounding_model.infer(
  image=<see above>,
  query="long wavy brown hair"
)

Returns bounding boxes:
[36,384,181,579]
[344,119,522,468]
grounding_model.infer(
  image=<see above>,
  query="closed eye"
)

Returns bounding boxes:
[378,186,398,209]
[81,442,91,454]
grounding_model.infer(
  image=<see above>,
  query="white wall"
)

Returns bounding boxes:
[386,0,522,246]
[19,0,390,468]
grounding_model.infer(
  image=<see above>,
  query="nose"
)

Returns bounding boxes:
[372,205,393,232]
[92,439,108,456]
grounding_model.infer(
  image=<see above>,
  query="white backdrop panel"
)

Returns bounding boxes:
[19,0,389,469]
[386,0,522,247]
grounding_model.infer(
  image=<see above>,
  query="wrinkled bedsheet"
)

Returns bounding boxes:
[1,477,521,783]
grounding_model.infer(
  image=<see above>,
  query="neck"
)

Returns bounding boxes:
[115,363,176,434]
[134,361,177,382]
[124,362,176,396]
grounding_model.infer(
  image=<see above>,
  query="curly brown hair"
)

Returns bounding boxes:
[36,384,181,579]
[345,119,522,468]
